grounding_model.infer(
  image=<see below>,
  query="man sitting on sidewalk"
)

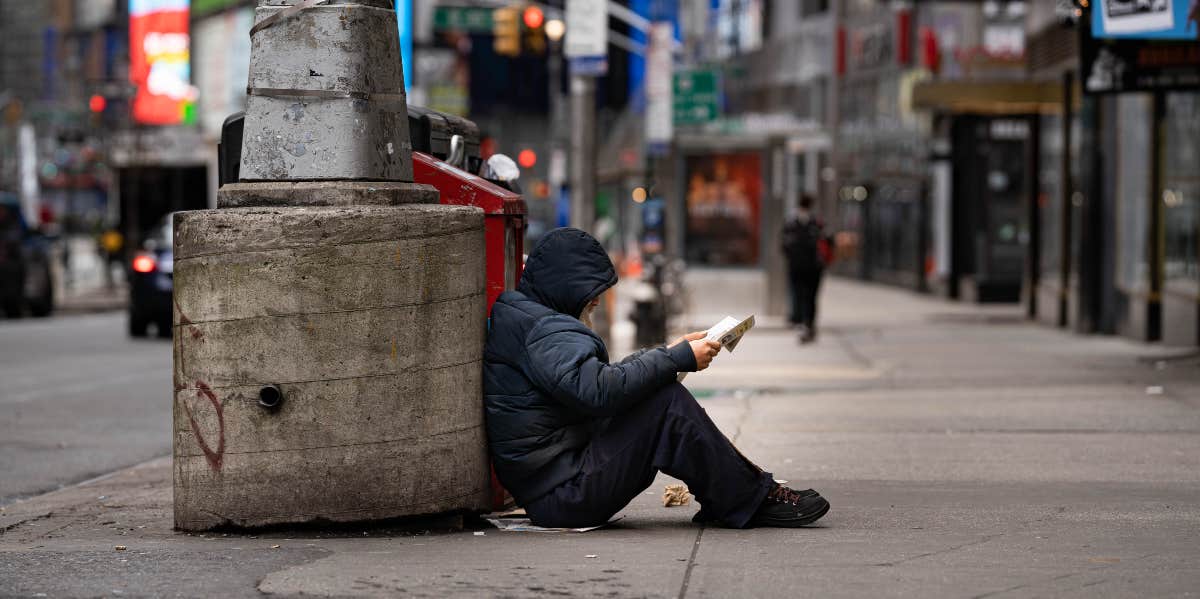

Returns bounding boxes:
[483,228,830,528]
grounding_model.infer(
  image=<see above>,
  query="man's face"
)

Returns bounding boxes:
[579,294,603,329]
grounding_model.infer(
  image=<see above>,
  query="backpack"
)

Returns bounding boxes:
[783,218,833,270]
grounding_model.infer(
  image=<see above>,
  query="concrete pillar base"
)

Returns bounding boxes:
[172,203,489,531]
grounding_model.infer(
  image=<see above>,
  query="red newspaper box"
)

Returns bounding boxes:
[412,150,525,510]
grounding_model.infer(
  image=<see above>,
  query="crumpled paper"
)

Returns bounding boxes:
[662,484,691,507]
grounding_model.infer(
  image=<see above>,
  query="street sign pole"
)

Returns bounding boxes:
[569,75,597,232]
[565,0,608,233]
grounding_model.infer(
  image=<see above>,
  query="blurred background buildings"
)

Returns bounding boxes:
[0,0,1196,346]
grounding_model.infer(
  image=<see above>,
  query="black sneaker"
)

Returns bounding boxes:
[799,326,817,344]
[692,488,823,525]
[747,485,829,528]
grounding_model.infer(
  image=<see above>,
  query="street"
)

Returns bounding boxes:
[3,0,1200,596]
[0,312,171,503]
[2,277,1198,598]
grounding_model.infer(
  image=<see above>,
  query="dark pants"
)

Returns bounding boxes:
[525,383,775,529]
[789,267,823,328]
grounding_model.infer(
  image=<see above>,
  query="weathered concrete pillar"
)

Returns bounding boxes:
[240,0,412,181]
[172,0,489,531]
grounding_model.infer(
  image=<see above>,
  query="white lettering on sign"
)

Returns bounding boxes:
[645,22,673,145]
[565,0,608,58]
[144,32,190,57]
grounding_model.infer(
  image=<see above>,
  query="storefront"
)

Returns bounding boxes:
[831,0,937,292]
[1079,1,1200,346]
[1161,92,1200,345]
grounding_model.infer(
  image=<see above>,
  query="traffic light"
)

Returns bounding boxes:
[522,5,546,55]
[493,7,521,57]
[518,148,537,168]
[523,6,544,29]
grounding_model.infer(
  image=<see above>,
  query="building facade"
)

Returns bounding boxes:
[661,0,835,319]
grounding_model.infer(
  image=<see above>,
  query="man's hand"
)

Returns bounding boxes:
[690,339,721,371]
[671,331,708,347]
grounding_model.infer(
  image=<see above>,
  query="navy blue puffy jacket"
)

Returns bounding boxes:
[483,228,697,505]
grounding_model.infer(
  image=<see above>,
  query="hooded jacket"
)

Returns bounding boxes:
[483,228,697,505]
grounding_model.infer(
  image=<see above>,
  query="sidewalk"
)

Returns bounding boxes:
[53,235,128,315]
[55,284,128,315]
[2,277,1199,597]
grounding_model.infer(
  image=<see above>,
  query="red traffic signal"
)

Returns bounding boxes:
[89,95,107,113]
[518,149,537,168]
[523,6,544,29]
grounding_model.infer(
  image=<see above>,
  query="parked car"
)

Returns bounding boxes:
[128,216,173,337]
[0,194,54,318]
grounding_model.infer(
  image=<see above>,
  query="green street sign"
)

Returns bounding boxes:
[433,6,495,33]
[673,69,721,125]
[192,0,247,17]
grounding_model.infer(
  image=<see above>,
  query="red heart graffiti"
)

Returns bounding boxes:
[182,380,225,471]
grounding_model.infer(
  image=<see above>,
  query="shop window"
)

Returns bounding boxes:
[1163,93,1200,298]
[684,153,762,266]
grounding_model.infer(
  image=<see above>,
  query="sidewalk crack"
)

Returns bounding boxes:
[676,526,705,599]
[873,533,1001,567]
[0,511,54,535]
[830,327,875,369]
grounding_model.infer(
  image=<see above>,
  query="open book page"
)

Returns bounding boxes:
[677,315,755,381]
[705,315,755,351]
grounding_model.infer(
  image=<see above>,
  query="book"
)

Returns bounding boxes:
[678,314,755,381]
[704,314,755,352]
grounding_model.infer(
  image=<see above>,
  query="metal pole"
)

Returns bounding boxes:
[569,75,596,231]
[548,40,564,142]
[1148,90,1165,341]
[1058,71,1073,328]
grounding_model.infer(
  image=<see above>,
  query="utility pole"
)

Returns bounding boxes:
[564,0,607,233]
[545,24,568,221]
[569,75,596,231]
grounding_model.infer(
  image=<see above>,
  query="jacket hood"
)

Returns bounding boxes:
[517,227,617,318]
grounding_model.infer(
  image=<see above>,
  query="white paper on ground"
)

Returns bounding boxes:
[485,516,622,533]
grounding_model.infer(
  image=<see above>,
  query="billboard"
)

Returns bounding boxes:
[1093,0,1200,40]
[129,0,197,125]
[1082,3,1200,93]
[684,153,762,266]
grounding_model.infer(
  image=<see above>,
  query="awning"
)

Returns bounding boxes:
[911,80,1065,115]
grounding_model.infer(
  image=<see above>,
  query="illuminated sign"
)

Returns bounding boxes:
[129,0,197,125]
[397,0,413,91]
[1093,0,1200,40]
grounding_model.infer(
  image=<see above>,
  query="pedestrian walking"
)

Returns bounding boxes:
[782,194,832,344]
[484,228,829,529]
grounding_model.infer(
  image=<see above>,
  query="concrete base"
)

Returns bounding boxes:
[217,181,438,208]
[171,203,489,531]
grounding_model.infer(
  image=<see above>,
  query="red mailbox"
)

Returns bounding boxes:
[413,152,525,310]
[412,150,525,511]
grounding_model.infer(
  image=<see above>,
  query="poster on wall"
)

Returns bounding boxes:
[684,153,762,266]
[1094,0,1200,39]
[130,0,198,126]
[1082,8,1200,93]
